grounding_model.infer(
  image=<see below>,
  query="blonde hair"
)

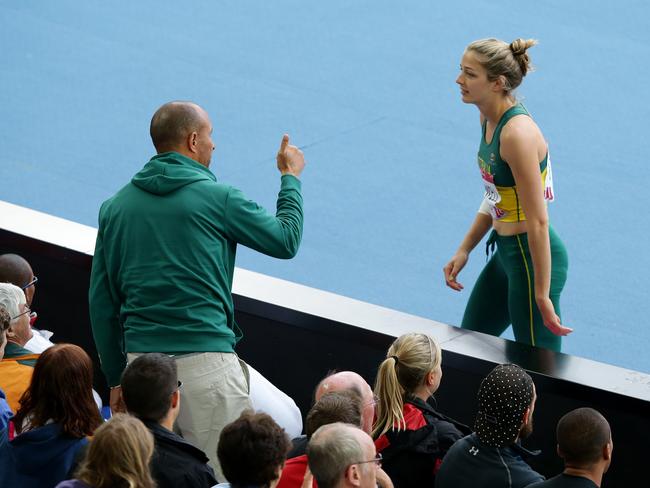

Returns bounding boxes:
[373,333,442,438]
[466,38,538,94]
[75,414,155,488]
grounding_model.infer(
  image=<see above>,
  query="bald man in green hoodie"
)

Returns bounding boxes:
[89,101,305,477]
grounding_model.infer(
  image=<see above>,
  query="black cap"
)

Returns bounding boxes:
[474,364,534,447]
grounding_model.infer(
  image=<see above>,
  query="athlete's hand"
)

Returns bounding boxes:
[443,251,468,291]
[537,297,573,336]
[277,134,305,178]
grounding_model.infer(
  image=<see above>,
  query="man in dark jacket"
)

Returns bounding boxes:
[121,353,217,488]
[527,408,613,488]
[435,364,544,488]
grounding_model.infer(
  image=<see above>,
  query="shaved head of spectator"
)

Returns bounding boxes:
[149,101,214,167]
[0,254,36,305]
[557,408,612,469]
[315,371,375,435]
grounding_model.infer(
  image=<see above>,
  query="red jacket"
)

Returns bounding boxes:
[277,454,317,488]
[374,396,470,488]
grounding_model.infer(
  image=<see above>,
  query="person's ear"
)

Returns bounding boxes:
[171,389,180,409]
[492,75,507,93]
[521,406,531,425]
[188,132,198,153]
[604,441,613,461]
[346,464,362,487]
[6,325,17,339]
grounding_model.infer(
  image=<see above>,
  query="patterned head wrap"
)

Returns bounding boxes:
[474,364,534,447]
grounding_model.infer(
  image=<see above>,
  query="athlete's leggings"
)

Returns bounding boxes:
[461,226,568,351]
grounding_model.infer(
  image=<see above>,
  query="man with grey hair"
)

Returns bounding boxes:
[90,100,305,478]
[0,283,39,412]
[307,423,393,488]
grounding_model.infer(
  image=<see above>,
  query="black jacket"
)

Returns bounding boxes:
[435,433,544,488]
[144,420,218,488]
[375,396,470,488]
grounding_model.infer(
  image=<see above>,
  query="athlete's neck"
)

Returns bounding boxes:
[480,97,516,127]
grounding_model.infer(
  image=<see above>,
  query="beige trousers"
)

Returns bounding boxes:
[128,351,252,480]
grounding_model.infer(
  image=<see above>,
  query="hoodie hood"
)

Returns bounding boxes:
[131,152,216,195]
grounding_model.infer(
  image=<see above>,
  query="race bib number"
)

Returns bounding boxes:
[544,153,555,202]
[483,179,501,205]
[482,179,506,220]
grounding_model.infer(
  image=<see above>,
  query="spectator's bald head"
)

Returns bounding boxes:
[316,371,375,434]
[557,408,612,469]
[150,101,209,154]
[0,254,35,305]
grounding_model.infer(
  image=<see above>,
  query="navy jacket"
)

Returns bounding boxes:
[435,433,544,488]
[0,422,89,488]
[0,388,12,431]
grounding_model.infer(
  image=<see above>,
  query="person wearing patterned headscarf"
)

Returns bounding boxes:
[435,364,544,488]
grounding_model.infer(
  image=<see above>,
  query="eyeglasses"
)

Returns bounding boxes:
[354,453,382,467]
[21,276,38,291]
[176,380,183,392]
[11,306,31,321]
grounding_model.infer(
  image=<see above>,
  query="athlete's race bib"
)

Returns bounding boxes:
[482,177,506,219]
[483,179,501,206]
[544,153,555,202]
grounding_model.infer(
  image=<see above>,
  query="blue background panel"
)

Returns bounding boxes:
[1,1,649,371]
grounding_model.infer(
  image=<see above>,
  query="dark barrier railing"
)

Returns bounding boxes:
[1,203,647,485]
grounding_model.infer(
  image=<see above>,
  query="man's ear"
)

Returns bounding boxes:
[171,389,180,409]
[521,406,531,425]
[604,441,613,461]
[188,132,198,153]
[346,464,362,487]
[6,325,17,339]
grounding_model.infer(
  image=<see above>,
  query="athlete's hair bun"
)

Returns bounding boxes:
[509,38,538,76]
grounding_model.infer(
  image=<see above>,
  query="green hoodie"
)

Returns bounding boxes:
[89,152,303,386]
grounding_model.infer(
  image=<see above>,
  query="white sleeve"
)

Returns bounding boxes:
[478,197,491,216]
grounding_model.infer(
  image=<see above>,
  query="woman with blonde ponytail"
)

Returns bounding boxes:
[373,333,469,488]
[443,38,571,352]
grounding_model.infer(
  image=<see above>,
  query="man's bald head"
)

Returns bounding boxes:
[316,371,375,435]
[150,101,208,154]
[0,254,35,305]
